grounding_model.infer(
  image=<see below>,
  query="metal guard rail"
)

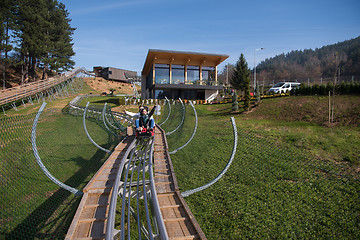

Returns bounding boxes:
[106,137,168,240]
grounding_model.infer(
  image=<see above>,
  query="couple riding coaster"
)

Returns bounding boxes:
[124,105,156,137]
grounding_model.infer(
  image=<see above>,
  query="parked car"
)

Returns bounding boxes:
[268,82,301,94]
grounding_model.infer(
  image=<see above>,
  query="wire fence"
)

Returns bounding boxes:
[0,98,126,239]
[160,101,360,239]
[1,88,359,239]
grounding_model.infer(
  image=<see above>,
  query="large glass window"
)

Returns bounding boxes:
[171,65,185,84]
[202,66,216,85]
[187,65,200,85]
[155,64,170,84]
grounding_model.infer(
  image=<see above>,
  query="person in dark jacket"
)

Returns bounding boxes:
[135,106,155,134]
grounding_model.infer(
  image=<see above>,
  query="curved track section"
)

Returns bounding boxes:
[165,98,185,136]
[31,102,83,196]
[83,102,112,154]
[159,97,171,127]
[169,100,198,154]
[181,117,238,197]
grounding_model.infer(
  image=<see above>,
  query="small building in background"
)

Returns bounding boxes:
[93,66,138,83]
[141,49,228,100]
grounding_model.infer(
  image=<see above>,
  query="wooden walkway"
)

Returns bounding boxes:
[154,127,206,240]
[65,127,206,239]
[65,136,135,240]
[0,69,83,106]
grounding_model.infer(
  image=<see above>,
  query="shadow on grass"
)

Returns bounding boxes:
[5,143,116,239]
[93,98,121,106]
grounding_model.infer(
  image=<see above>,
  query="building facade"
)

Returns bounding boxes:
[93,66,138,83]
[141,49,228,100]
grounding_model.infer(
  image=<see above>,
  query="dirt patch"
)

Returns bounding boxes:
[83,77,135,95]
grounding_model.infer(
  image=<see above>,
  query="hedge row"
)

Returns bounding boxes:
[292,82,360,96]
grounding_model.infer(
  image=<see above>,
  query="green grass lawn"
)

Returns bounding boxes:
[0,108,119,239]
[160,96,360,239]
[1,91,359,239]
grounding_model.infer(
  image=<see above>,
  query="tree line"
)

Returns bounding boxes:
[0,0,75,88]
[256,36,360,82]
[218,36,360,87]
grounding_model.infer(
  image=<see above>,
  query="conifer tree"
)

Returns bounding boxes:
[13,0,75,83]
[232,90,239,111]
[231,53,251,111]
[43,1,75,78]
[0,0,16,89]
[16,0,50,82]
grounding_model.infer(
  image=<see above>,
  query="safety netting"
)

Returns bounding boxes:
[161,100,360,239]
[0,103,125,239]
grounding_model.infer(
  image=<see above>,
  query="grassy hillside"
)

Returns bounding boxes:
[249,95,360,126]
[160,96,360,239]
[1,88,359,239]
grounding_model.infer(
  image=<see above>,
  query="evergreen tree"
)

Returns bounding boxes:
[231,53,251,111]
[16,0,50,82]
[256,36,360,80]
[231,53,250,91]
[43,1,75,78]
[0,0,16,89]
[13,0,75,83]
[243,78,251,111]
[231,90,238,111]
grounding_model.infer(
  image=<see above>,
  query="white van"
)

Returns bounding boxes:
[269,82,301,94]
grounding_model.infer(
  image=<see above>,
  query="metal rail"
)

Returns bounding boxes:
[181,117,238,197]
[31,102,83,196]
[102,103,120,138]
[106,136,168,240]
[165,98,185,136]
[159,96,171,126]
[169,100,198,154]
[83,102,112,154]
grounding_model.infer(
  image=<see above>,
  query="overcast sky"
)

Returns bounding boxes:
[60,0,360,74]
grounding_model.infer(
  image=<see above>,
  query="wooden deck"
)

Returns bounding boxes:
[65,136,135,240]
[154,126,207,240]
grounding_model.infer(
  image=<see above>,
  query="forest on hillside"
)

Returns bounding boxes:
[218,36,360,86]
[0,0,75,88]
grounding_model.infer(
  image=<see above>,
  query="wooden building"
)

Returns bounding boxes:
[93,66,137,83]
[141,49,228,100]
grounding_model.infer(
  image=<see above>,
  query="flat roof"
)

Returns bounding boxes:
[142,49,229,76]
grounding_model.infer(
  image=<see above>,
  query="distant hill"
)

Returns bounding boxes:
[256,36,360,82]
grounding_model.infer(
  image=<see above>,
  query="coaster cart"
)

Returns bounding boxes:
[136,127,155,138]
